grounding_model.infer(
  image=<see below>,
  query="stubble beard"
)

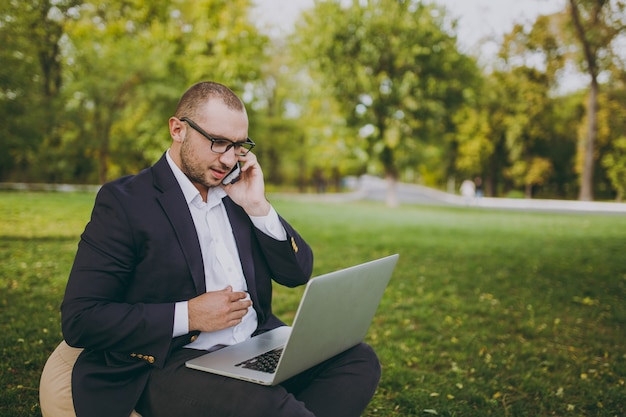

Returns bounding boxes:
[180,136,219,190]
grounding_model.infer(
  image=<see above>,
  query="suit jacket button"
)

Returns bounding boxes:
[147,356,155,364]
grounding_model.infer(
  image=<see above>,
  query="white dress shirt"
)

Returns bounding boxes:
[165,151,286,350]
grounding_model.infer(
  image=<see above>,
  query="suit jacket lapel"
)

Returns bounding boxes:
[152,154,206,294]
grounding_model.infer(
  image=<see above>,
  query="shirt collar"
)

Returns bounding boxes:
[165,149,227,207]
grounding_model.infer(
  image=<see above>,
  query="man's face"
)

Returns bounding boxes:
[179,100,249,191]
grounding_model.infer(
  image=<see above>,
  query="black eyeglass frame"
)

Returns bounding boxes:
[179,117,255,156]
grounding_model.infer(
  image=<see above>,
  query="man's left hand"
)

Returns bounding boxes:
[223,152,271,217]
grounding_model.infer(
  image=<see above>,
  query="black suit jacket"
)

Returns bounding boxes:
[61,154,314,417]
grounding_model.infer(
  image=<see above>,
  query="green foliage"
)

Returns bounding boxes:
[602,136,626,201]
[490,22,566,196]
[1,0,268,184]
[453,106,494,177]
[597,81,626,201]
[0,0,75,181]
[2,191,626,416]
[57,0,269,183]
[565,0,625,78]
[291,0,482,185]
[1,0,626,201]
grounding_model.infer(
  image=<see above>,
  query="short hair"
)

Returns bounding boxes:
[174,81,245,119]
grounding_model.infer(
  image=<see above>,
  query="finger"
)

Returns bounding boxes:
[225,309,248,327]
[228,291,249,301]
[239,154,257,172]
[231,299,252,313]
[234,307,250,320]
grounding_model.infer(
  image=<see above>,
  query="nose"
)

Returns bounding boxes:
[218,146,239,167]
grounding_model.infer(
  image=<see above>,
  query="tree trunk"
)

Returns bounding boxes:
[578,76,598,201]
[525,183,533,199]
[385,173,398,208]
[381,144,398,208]
[569,0,599,202]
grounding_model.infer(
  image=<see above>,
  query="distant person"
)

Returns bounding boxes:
[460,179,476,205]
[40,81,381,417]
[474,177,483,198]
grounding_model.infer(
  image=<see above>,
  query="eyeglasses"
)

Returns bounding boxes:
[180,117,255,156]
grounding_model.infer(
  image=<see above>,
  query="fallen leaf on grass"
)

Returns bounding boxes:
[572,296,599,306]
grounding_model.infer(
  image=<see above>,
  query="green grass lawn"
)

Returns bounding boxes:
[1,191,625,416]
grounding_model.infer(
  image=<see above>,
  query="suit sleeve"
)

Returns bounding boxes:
[61,184,176,367]
[253,213,314,288]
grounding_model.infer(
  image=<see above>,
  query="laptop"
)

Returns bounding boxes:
[185,254,399,385]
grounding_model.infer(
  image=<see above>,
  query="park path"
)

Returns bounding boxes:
[274,175,626,215]
[3,179,625,214]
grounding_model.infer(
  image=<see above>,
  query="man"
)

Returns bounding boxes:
[42,82,381,417]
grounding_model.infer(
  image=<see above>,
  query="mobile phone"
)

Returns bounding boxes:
[222,162,241,185]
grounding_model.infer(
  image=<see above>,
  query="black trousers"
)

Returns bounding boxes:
[136,343,381,417]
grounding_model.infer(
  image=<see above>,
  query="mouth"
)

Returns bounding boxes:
[211,168,227,180]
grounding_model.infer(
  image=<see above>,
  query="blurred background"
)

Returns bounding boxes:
[1,0,625,203]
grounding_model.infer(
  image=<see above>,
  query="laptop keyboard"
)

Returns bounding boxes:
[235,347,284,374]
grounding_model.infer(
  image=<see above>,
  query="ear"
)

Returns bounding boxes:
[169,117,186,144]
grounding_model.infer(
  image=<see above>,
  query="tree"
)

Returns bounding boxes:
[57,0,268,183]
[291,0,480,206]
[1,0,268,184]
[567,0,626,200]
[56,0,175,183]
[255,37,360,191]
[0,0,80,181]
[467,17,567,198]
[452,101,494,189]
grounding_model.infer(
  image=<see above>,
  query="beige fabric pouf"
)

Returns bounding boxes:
[39,341,142,417]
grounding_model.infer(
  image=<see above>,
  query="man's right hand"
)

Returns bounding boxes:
[187,286,252,332]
